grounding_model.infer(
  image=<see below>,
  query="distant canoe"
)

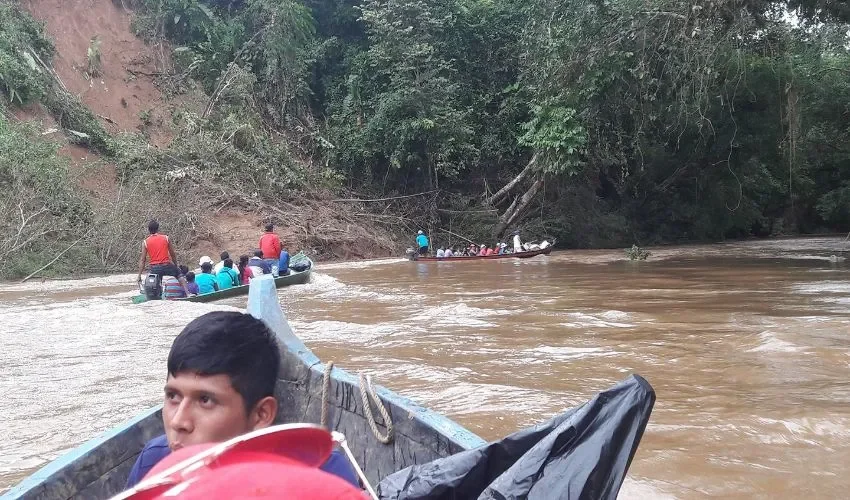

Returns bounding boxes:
[413,246,552,262]
[131,256,312,304]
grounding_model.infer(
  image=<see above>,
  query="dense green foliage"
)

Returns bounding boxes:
[127,0,850,245]
[4,0,850,264]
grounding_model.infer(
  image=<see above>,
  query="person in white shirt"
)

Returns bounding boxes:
[444,247,454,257]
[436,248,445,258]
[513,233,523,253]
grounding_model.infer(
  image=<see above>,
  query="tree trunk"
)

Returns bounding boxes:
[493,177,543,237]
[486,153,538,207]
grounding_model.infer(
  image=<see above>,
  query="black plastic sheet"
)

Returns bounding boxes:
[377,375,655,500]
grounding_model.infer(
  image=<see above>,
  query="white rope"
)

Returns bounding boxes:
[359,373,395,444]
[320,362,394,445]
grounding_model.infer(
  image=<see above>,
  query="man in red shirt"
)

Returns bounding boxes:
[137,220,182,283]
[259,223,282,261]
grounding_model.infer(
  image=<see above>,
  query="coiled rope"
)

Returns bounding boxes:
[321,361,394,444]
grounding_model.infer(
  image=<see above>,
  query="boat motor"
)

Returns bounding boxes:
[405,247,417,261]
[143,273,163,300]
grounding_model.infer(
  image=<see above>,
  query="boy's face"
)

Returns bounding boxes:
[162,372,261,451]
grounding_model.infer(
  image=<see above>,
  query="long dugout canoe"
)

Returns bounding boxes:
[131,256,312,304]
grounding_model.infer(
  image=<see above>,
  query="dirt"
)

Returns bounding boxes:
[21,0,174,146]
[13,0,403,264]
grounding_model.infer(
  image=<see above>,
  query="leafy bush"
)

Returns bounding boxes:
[626,245,650,261]
[0,113,92,277]
[0,3,54,105]
[42,90,115,154]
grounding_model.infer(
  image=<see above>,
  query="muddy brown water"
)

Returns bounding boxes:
[1,237,849,498]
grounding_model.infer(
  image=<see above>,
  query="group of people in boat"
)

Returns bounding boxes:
[137,220,292,300]
[413,230,551,258]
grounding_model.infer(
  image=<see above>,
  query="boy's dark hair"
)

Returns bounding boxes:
[220,251,230,260]
[185,271,196,282]
[264,223,273,232]
[148,220,159,234]
[223,258,234,269]
[179,265,189,276]
[253,249,263,258]
[168,311,280,412]
[201,262,213,273]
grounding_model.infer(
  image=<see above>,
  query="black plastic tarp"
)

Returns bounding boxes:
[377,375,655,500]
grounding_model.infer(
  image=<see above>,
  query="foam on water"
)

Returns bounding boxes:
[290,320,406,344]
[748,331,803,353]
[560,311,635,329]
[791,281,850,294]
[317,257,407,270]
[409,302,514,329]
[519,345,620,362]
[0,273,135,293]
[299,271,423,303]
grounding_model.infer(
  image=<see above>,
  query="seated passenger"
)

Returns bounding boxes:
[436,248,445,258]
[216,258,240,290]
[184,272,199,296]
[214,251,230,274]
[444,247,454,258]
[162,275,186,300]
[238,254,253,285]
[248,250,271,276]
[278,249,291,276]
[194,262,219,294]
[195,255,214,275]
[124,311,359,489]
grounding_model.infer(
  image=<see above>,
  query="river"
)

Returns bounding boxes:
[1,237,848,498]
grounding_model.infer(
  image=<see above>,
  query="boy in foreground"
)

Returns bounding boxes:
[125,311,358,488]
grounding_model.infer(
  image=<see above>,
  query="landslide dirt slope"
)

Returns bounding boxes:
[17,0,266,258]
[17,0,400,261]
[22,0,171,144]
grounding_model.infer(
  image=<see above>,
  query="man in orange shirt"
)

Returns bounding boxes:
[137,220,182,284]
[259,223,282,261]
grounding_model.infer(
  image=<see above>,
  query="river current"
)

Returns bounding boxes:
[1,237,848,498]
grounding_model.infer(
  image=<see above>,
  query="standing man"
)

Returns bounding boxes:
[259,223,282,261]
[416,230,429,256]
[137,219,182,284]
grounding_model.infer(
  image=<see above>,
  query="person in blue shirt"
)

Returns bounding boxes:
[278,249,290,276]
[125,311,359,489]
[215,258,240,290]
[194,262,218,294]
[415,230,429,256]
